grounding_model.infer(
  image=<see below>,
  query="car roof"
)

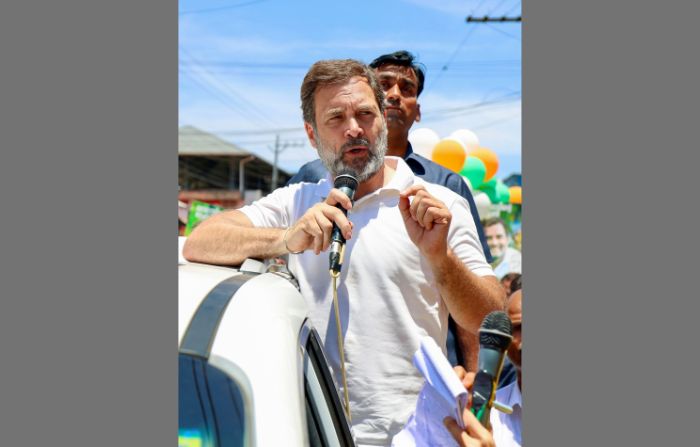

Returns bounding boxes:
[179,261,312,446]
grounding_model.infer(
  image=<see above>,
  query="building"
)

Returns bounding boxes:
[179,126,292,208]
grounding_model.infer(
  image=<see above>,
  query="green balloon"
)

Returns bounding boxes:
[495,180,511,204]
[459,157,487,189]
[478,178,499,203]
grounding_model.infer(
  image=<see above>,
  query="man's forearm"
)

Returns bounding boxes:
[183,211,288,266]
[428,250,506,334]
[455,325,479,372]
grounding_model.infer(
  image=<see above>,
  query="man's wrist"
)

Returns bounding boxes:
[283,227,304,255]
[423,245,451,267]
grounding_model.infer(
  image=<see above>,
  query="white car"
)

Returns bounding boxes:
[179,248,355,447]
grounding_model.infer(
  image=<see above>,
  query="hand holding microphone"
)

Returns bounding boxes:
[282,174,357,258]
[470,310,513,429]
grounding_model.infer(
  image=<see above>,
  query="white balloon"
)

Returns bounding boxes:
[473,191,492,216]
[408,128,440,159]
[449,129,480,153]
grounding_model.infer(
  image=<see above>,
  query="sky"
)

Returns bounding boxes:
[179,0,521,179]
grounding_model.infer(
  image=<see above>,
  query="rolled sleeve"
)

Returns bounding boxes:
[238,186,294,228]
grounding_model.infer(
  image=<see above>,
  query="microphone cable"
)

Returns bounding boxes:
[330,269,351,422]
[327,173,357,422]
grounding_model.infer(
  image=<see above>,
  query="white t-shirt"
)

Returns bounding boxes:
[490,380,522,447]
[493,247,522,279]
[240,157,494,446]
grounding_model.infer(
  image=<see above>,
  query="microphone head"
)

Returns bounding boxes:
[479,311,513,351]
[333,173,359,191]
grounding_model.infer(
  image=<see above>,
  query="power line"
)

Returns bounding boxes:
[505,1,522,16]
[179,59,520,69]
[179,69,262,127]
[267,134,305,188]
[471,111,521,131]
[179,126,304,136]
[423,99,519,121]
[421,0,496,95]
[426,0,519,94]
[485,22,521,42]
[179,53,261,124]
[471,0,491,16]
[180,93,520,139]
[183,67,519,79]
[180,47,279,127]
[179,0,268,16]
[436,91,520,110]
[180,93,519,138]
[488,0,510,15]
[180,47,275,124]
[425,25,479,94]
[179,60,520,79]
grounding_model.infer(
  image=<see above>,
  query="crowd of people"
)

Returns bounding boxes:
[183,51,522,446]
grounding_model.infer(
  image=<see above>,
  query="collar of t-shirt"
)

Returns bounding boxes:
[500,379,522,410]
[316,156,415,209]
[404,141,416,158]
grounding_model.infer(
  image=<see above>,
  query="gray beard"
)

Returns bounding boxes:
[315,124,388,183]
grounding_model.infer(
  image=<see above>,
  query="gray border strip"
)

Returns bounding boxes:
[180,273,257,358]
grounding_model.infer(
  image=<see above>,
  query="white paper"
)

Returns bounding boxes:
[413,336,468,427]
[391,337,468,447]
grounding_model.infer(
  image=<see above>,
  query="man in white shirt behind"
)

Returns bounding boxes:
[483,218,522,280]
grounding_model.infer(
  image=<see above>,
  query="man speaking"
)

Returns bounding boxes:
[183,59,505,446]
[290,50,492,371]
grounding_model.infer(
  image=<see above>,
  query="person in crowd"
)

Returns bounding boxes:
[483,217,522,279]
[509,273,522,295]
[489,288,522,446]
[392,362,496,447]
[500,272,521,295]
[289,50,492,372]
[396,287,522,446]
[183,59,505,446]
[444,413,495,447]
[496,274,521,389]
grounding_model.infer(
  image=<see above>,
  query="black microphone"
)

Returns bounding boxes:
[329,173,358,275]
[470,310,513,429]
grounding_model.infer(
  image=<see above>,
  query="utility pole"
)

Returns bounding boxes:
[466,15,521,23]
[272,134,281,190]
[270,134,304,190]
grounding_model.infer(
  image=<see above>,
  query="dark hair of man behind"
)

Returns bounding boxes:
[369,50,426,97]
[300,59,385,127]
[509,275,522,294]
[483,217,510,234]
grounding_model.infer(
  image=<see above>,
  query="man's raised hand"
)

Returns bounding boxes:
[399,184,451,259]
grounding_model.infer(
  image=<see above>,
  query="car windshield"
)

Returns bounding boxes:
[179,354,248,447]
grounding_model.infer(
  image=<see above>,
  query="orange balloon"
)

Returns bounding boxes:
[431,138,466,173]
[469,147,499,182]
[509,186,522,204]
